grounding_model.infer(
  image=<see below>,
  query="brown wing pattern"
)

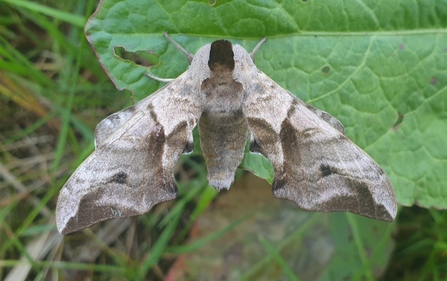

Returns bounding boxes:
[56,74,202,234]
[241,69,396,221]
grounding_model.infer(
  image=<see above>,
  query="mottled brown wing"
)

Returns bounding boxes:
[56,72,202,234]
[237,58,396,220]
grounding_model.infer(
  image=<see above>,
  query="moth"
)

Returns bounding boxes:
[56,34,397,235]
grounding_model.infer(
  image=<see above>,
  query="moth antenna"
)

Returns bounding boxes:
[145,72,175,83]
[163,32,194,64]
[250,37,266,59]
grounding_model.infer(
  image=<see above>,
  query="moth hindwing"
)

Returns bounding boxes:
[56,35,397,235]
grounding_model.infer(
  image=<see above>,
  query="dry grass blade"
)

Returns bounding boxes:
[4,226,63,281]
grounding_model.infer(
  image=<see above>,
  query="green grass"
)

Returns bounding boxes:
[1,1,446,280]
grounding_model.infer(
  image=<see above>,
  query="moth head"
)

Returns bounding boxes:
[208,40,235,71]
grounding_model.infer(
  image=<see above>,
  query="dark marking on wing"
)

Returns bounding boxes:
[275,118,300,192]
[337,178,377,216]
[287,99,299,118]
[144,121,179,196]
[166,121,188,148]
[320,164,338,177]
[146,124,165,177]
[246,117,278,152]
[147,104,158,123]
[311,183,369,214]
[247,117,289,192]
[108,171,128,184]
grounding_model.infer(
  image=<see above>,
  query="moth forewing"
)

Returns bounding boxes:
[56,53,207,235]
[236,63,397,221]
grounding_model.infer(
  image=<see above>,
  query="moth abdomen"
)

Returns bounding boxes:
[198,110,248,190]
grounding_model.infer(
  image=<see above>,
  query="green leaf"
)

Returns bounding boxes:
[241,152,274,183]
[85,0,447,209]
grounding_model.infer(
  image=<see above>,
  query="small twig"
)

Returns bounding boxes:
[250,37,266,60]
[145,72,175,83]
[163,32,194,64]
